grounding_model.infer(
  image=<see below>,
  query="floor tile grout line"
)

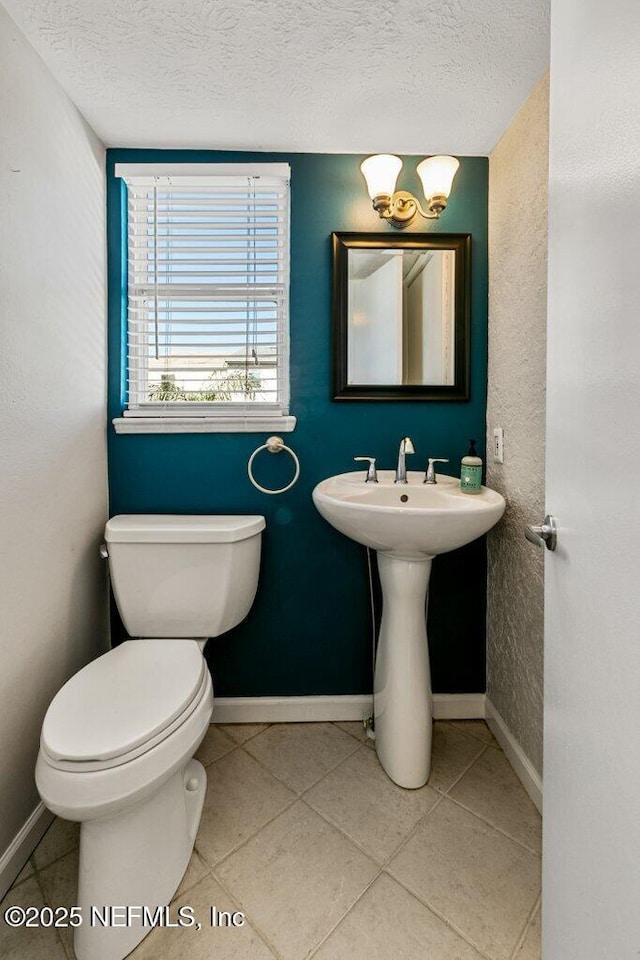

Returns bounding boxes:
[201,721,364,799]
[207,728,240,749]
[205,860,286,960]
[31,854,69,900]
[509,891,541,960]
[60,928,75,960]
[298,742,373,799]
[208,747,449,876]
[207,779,495,960]
[169,866,213,906]
[216,722,273,747]
[305,868,383,960]
[330,719,371,746]
[239,730,363,797]
[442,741,489,795]
[31,843,80,880]
[197,740,237,767]
[209,721,486,806]
[447,720,499,749]
[200,792,300,872]
[444,791,542,858]
[204,735,294,799]
[298,783,450,875]
[374,791,449,868]
[204,772,383,959]
[378,791,447,869]
[380,766,540,958]
[5,858,36,894]
[297,795,388,868]
[205,767,384,878]
[382,868,497,960]
[30,866,72,959]
[297,730,501,869]
[23,817,81,878]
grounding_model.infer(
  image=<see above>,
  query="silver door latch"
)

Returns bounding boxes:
[525,515,558,551]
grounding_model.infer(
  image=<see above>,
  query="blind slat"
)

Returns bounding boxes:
[129,198,285,207]
[129,257,281,265]
[128,289,284,301]
[128,234,285,244]
[129,244,283,253]
[135,365,277,376]
[130,345,284,350]
[128,312,283,320]
[129,217,284,229]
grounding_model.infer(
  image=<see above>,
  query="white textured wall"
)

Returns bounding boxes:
[0,4,107,868]
[486,74,549,775]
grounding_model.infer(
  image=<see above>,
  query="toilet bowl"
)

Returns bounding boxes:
[36,515,265,960]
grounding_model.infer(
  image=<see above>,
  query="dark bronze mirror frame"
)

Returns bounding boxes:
[332,232,471,401]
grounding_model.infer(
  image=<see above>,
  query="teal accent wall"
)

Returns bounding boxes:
[107,149,488,697]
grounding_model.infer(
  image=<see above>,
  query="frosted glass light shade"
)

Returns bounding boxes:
[416,155,460,200]
[360,154,402,199]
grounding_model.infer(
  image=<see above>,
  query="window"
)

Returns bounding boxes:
[113,163,293,434]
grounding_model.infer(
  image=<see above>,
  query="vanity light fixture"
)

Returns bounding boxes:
[360,154,460,228]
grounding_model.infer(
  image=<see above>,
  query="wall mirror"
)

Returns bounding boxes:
[332,232,470,400]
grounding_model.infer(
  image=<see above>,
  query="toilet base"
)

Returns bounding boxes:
[74,758,207,960]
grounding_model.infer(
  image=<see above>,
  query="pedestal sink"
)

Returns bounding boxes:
[312,470,505,789]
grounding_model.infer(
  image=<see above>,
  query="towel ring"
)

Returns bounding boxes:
[247,436,300,495]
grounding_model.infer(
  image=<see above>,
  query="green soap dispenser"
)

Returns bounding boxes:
[460,439,483,494]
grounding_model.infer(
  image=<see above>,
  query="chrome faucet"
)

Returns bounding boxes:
[394,437,415,484]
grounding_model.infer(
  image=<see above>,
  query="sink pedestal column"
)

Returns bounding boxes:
[374,552,433,789]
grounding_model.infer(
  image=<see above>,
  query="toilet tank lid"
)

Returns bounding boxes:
[105,515,266,544]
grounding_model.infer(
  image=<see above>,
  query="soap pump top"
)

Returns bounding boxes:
[463,439,481,463]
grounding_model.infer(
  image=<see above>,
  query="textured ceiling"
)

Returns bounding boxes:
[2,0,549,153]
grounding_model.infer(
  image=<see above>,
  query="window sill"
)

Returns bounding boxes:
[112,415,297,435]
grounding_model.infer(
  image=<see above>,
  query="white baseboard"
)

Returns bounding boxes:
[213,695,374,724]
[432,693,486,719]
[485,698,543,813]
[0,802,53,901]
[212,693,486,725]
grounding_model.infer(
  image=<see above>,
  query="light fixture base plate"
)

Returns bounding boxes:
[388,191,418,228]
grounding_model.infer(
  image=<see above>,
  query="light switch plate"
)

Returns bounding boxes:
[493,427,504,463]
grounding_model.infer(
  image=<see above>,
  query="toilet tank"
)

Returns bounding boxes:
[104,515,265,639]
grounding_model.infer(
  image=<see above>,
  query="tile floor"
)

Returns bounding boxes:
[2,720,541,960]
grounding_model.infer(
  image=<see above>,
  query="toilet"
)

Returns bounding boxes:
[36,514,265,960]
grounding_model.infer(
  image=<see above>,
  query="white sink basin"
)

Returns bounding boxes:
[312,470,505,558]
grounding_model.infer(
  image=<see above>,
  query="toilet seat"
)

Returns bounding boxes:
[36,657,214,822]
[41,668,211,774]
[41,640,207,771]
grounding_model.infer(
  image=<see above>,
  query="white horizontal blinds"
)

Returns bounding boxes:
[121,167,290,414]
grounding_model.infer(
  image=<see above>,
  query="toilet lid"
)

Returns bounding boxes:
[41,641,206,763]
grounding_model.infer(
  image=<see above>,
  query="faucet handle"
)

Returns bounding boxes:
[354,456,378,483]
[424,458,449,484]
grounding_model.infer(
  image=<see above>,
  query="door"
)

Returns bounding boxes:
[543,1,640,956]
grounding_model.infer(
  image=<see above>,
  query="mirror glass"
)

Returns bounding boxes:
[332,233,470,401]
[347,248,455,387]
